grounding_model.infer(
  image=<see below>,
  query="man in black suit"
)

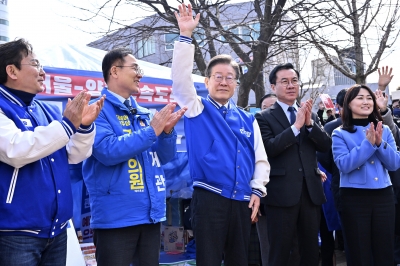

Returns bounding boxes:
[255,63,331,266]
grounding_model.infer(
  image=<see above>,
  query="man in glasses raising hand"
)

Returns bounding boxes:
[171,4,270,266]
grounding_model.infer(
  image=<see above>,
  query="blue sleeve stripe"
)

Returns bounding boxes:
[252,189,262,197]
[61,117,76,138]
[77,123,94,134]
[179,35,192,44]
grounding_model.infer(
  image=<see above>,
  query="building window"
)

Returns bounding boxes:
[165,33,179,50]
[0,19,8,26]
[220,23,259,42]
[137,37,155,59]
[194,28,206,47]
[0,36,9,42]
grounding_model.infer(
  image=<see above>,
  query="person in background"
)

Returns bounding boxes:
[82,47,186,266]
[260,93,277,110]
[325,109,335,124]
[332,84,400,265]
[172,4,270,266]
[317,101,326,126]
[0,38,104,266]
[255,63,331,266]
[376,65,400,265]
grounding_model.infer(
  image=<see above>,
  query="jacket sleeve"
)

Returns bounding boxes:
[171,41,204,118]
[250,119,270,196]
[154,130,178,165]
[0,110,70,169]
[67,125,96,164]
[254,111,298,158]
[375,126,400,171]
[382,109,398,140]
[332,129,376,174]
[91,111,158,166]
[307,113,332,153]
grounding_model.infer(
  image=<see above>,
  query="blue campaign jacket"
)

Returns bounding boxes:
[82,88,177,229]
[332,124,400,189]
[0,90,83,238]
[184,97,256,201]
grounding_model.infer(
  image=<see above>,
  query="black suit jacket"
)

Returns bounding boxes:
[255,102,332,207]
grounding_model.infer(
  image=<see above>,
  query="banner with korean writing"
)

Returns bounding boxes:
[36,67,208,151]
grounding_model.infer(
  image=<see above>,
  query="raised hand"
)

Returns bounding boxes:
[375,121,383,147]
[303,99,313,126]
[374,89,388,112]
[378,66,393,91]
[174,3,200,37]
[366,122,376,145]
[164,106,188,134]
[150,103,174,136]
[82,95,106,126]
[63,91,89,130]
[293,106,306,131]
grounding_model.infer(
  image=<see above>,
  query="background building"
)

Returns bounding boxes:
[0,0,9,44]
[88,2,299,106]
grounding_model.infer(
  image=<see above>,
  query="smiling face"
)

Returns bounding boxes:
[110,54,143,98]
[348,88,374,118]
[271,69,299,106]
[205,63,237,105]
[7,52,46,94]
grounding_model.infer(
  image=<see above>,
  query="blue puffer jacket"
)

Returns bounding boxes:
[83,88,177,229]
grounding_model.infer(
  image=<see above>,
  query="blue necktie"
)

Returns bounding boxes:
[219,106,227,118]
[124,100,137,115]
[288,106,296,125]
[124,100,131,108]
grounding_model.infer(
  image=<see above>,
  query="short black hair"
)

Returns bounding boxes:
[0,38,33,84]
[205,54,241,80]
[269,63,300,85]
[102,47,133,83]
[259,93,277,108]
[336,88,348,107]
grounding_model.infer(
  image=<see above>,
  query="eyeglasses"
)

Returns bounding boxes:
[276,79,301,87]
[211,74,237,85]
[115,64,144,76]
[20,62,43,71]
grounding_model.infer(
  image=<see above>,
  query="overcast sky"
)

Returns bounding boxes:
[8,0,400,91]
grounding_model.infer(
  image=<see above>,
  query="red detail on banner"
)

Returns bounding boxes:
[39,73,177,104]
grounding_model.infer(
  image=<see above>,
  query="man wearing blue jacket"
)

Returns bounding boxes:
[172,5,270,266]
[83,47,186,266]
[0,39,104,266]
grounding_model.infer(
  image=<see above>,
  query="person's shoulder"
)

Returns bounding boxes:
[324,118,342,135]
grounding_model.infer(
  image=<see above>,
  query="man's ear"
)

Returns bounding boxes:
[204,76,209,88]
[5,65,18,80]
[271,84,276,93]
[109,66,118,79]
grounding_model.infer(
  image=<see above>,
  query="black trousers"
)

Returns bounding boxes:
[191,187,252,266]
[340,187,395,266]
[93,223,161,266]
[395,202,400,264]
[266,181,321,266]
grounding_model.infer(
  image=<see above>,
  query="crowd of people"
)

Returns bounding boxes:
[0,3,399,266]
